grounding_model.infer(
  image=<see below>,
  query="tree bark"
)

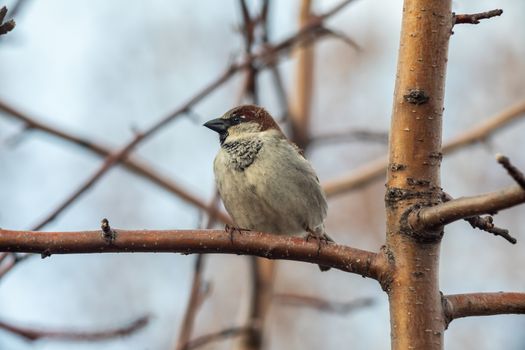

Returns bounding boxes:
[385,0,452,349]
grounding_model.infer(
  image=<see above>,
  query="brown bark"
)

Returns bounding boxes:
[385,0,452,349]
[0,229,385,278]
[443,293,525,327]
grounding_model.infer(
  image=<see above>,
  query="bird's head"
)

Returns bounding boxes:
[204,105,282,144]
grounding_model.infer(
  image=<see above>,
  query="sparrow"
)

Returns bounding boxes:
[204,105,333,271]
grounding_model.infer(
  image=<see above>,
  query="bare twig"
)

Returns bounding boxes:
[175,255,208,350]
[0,316,149,341]
[454,9,503,25]
[464,215,516,244]
[318,0,356,20]
[410,185,525,232]
[323,100,525,197]
[186,326,253,350]
[496,154,525,190]
[175,193,220,350]
[0,100,231,224]
[441,192,516,244]
[238,0,258,104]
[259,3,290,124]
[273,293,374,315]
[443,292,525,327]
[0,6,16,36]
[0,228,386,279]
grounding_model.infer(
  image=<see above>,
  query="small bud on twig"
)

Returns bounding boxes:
[101,218,116,242]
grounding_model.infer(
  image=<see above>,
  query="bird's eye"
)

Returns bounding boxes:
[230,115,243,125]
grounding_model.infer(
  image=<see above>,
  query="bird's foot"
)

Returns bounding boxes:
[305,229,333,272]
[305,229,331,256]
[224,224,247,244]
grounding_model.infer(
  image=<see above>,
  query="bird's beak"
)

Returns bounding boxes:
[203,118,228,133]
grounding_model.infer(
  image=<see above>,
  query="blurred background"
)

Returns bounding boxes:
[0,0,524,349]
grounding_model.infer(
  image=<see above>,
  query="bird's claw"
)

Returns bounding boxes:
[305,230,330,256]
[225,224,244,244]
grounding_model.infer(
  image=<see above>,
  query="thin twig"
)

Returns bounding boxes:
[175,255,208,350]
[496,154,525,190]
[0,100,231,224]
[175,193,220,350]
[0,6,16,36]
[259,2,290,124]
[273,294,374,315]
[185,326,253,350]
[454,9,503,25]
[441,192,516,244]
[0,316,149,341]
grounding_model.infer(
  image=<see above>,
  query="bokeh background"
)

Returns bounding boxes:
[0,0,524,349]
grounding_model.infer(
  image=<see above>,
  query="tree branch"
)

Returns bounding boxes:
[174,193,220,350]
[496,154,525,190]
[0,6,15,36]
[0,100,231,224]
[410,185,525,231]
[443,293,525,327]
[273,293,374,315]
[323,100,525,197]
[0,229,385,279]
[186,326,253,350]
[174,255,209,350]
[441,192,516,244]
[0,316,149,341]
[454,9,503,25]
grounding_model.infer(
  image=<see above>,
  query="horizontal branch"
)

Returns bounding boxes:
[454,9,503,25]
[323,100,525,197]
[443,292,525,327]
[410,185,525,231]
[0,229,385,279]
[273,293,374,315]
[0,316,149,341]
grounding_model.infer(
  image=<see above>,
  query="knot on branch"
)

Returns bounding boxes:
[404,89,430,105]
[385,187,439,209]
[400,203,444,243]
[101,218,116,243]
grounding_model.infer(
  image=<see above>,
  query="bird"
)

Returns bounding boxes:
[204,105,333,271]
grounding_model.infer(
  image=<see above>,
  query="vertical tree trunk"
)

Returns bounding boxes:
[386,0,452,349]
